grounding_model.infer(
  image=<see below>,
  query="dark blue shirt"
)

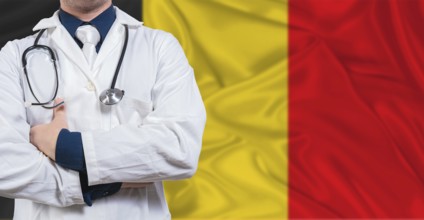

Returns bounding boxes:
[59,4,116,52]
[56,5,122,206]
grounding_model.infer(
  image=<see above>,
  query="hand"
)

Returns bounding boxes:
[121,182,153,189]
[30,98,68,161]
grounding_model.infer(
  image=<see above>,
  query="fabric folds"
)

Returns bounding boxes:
[290,0,424,218]
[144,0,287,218]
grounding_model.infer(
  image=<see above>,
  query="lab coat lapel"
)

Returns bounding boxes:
[92,7,143,76]
[50,27,93,78]
[33,11,95,82]
[92,23,122,73]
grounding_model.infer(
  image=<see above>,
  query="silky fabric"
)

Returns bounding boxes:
[75,25,100,69]
[144,0,286,218]
[0,6,206,220]
[290,0,424,218]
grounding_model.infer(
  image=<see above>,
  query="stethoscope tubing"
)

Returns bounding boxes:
[22,44,60,109]
[22,24,129,108]
[111,24,128,90]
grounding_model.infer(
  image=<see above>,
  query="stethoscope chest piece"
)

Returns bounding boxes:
[99,88,125,105]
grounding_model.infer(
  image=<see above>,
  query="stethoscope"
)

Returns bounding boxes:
[22,24,129,109]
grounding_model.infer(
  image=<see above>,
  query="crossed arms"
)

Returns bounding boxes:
[0,33,206,207]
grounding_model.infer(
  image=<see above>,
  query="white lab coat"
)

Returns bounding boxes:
[0,7,206,220]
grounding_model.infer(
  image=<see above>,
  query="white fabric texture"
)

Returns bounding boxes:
[75,25,100,69]
[0,6,206,220]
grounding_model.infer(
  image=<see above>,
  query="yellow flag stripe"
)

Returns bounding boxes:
[144,0,287,218]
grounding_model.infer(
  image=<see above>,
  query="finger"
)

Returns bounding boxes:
[53,98,66,117]
[52,98,68,128]
[29,126,37,146]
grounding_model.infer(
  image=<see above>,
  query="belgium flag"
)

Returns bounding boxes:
[6,0,424,219]
[0,0,284,219]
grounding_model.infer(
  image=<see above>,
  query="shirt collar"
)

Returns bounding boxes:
[59,4,116,44]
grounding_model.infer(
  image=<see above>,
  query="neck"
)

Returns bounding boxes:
[60,1,112,22]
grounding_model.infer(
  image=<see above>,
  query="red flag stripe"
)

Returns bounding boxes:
[289,0,424,218]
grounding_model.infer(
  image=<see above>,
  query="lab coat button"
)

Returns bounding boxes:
[86,82,96,91]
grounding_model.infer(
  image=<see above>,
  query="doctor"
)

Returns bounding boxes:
[0,0,206,219]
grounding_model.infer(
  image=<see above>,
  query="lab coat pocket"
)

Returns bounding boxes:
[114,97,153,126]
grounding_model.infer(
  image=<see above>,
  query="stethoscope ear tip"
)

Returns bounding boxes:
[24,101,32,108]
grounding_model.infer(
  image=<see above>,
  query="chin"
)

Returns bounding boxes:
[62,0,111,13]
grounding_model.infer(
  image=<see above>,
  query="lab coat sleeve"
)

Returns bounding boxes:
[0,41,85,207]
[81,33,207,185]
